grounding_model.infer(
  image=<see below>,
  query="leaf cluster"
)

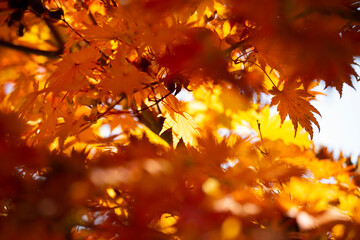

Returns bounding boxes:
[0,0,360,239]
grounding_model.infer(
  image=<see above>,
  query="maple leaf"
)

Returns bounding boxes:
[4,1,360,239]
[102,58,147,99]
[80,24,122,42]
[160,111,200,148]
[241,0,360,96]
[157,28,231,82]
[269,80,320,138]
[46,47,101,93]
[255,106,311,148]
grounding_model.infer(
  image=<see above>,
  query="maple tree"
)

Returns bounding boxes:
[1,0,360,239]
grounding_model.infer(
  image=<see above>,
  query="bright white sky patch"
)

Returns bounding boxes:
[312,79,360,162]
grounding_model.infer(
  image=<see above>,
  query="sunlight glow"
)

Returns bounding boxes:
[313,79,360,161]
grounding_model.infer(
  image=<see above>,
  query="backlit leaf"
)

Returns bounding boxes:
[269,80,320,138]
[160,111,200,148]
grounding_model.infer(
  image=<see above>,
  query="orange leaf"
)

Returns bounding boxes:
[46,47,101,93]
[269,80,320,138]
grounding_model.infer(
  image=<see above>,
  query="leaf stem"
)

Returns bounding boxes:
[61,18,109,59]
[77,94,126,134]
[108,91,173,115]
[248,61,279,90]
[256,120,269,156]
[77,90,172,134]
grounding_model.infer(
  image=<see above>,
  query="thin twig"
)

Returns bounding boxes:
[77,94,126,134]
[61,18,110,59]
[108,91,173,115]
[247,61,279,90]
[256,120,269,156]
[77,90,172,134]
[223,38,249,56]
[61,19,91,44]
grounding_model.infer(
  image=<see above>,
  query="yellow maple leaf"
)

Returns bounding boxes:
[160,111,200,148]
[257,106,310,148]
[339,194,360,221]
[231,105,310,148]
[285,178,339,213]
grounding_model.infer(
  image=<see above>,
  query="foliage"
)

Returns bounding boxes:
[1,0,360,239]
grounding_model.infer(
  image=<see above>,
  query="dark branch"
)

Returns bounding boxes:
[44,18,65,50]
[0,40,63,57]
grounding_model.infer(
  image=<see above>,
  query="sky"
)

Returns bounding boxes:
[312,79,360,162]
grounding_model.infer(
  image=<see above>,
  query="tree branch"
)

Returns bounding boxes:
[0,40,63,57]
[44,18,65,50]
